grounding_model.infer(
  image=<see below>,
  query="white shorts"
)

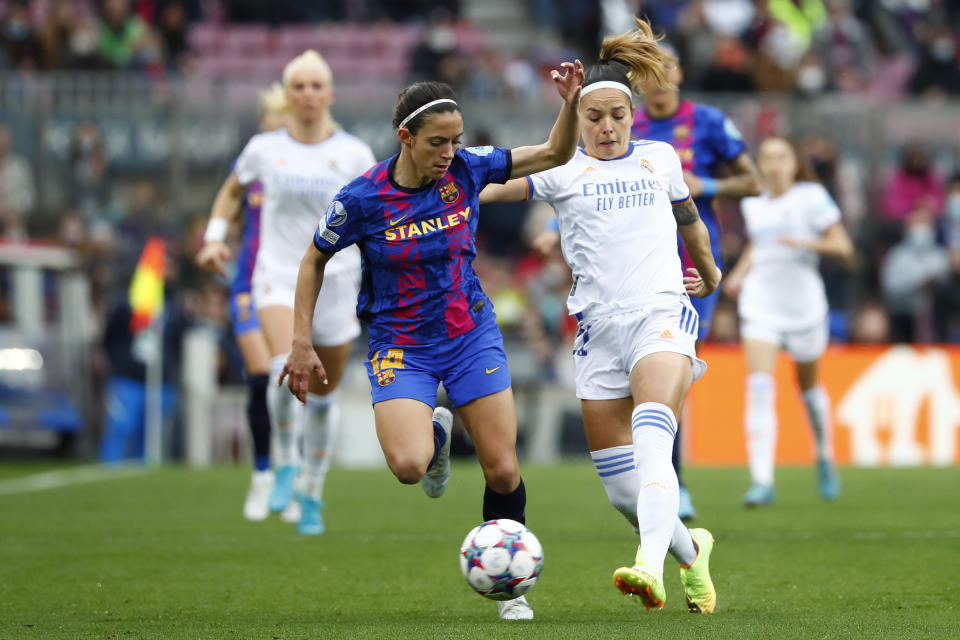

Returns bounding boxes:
[740,317,829,363]
[572,296,707,401]
[253,263,361,347]
[311,268,362,346]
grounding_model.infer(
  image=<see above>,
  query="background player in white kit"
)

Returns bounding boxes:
[196,83,288,522]
[723,136,854,507]
[197,51,375,534]
[482,18,720,613]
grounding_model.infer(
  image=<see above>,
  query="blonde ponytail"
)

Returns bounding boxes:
[258,82,288,116]
[598,17,675,92]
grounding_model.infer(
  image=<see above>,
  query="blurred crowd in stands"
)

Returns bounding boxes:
[2,1,959,99]
[0,0,959,399]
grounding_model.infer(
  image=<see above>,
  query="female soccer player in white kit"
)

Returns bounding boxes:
[723,136,853,507]
[481,18,719,613]
[197,51,375,535]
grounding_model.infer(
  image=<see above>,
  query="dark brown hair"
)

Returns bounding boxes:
[392,81,460,134]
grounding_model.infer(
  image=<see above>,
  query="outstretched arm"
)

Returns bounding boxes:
[508,60,584,178]
[675,199,721,297]
[280,244,333,402]
[780,223,854,261]
[480,178,530,204]
[195,173,246,277]
[684,152,762,200]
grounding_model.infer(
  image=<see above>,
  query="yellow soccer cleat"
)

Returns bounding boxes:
[679,528,717,614]
[613,549,666,611]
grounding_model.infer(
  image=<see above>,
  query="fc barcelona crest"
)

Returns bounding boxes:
[377,370,396,387]
[438,180,462,205]
[673,124,690,140]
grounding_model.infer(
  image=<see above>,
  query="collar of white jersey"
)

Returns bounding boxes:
[578,143,635,161]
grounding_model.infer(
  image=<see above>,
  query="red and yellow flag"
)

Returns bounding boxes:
[128,237,165,334]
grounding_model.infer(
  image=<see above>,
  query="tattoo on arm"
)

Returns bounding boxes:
[673,200,700,226]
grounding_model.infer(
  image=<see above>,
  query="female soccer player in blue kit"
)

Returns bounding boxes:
[632,45,761,519]
[196,83,288,522]
[280,63,584,620]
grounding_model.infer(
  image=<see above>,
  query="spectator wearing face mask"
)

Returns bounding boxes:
[910,25,960,97]
[880,210,950,342]
[882,142,946,223]
[0,0,43,70]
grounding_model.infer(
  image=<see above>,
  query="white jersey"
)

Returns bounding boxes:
[234,128,375,280]
[527,141,692,317]
[739,181,841,331]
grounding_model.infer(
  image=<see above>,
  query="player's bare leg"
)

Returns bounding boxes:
[459,388,533,620]
[374,398,436,484]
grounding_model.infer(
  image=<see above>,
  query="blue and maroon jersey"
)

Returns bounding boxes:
[230,181,263,296]
[313,146,512,346]
[631,99,745,268]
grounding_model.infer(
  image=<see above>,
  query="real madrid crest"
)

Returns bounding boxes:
[640,158,655,174]
[438,180,462,205]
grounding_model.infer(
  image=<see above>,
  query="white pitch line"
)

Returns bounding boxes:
[0,464,148,496]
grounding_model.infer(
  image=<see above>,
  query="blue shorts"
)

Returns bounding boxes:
[365,319,512,408]
[229,290,260,337]
[690,290,718,341]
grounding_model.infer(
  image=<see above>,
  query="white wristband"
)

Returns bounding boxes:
[203,217,228,243]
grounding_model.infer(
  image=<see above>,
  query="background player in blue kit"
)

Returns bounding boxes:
[632,45,762,520]
[196,83,289,522]
[280,65,584,620]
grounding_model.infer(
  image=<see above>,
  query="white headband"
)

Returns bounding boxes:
[398,98,458,130]
[580,80,633,99]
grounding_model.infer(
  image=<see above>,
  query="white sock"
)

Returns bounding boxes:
[268,354,299,467]
[303,392,339,501]
[631,402,680,574]
[802,385,833,461]
[591,445,699,567]
[746,372,777,487]
[591,445,639,529]
[670,519,698,566]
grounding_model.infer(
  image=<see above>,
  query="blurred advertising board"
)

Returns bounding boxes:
[688,345,960,467]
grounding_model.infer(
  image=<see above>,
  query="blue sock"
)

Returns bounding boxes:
[426,421,447,471]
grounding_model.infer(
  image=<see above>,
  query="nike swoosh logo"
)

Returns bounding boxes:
[485,366,502,374]
[389,214,411,226]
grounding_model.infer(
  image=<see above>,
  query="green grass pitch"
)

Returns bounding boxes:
[1,461,957,639]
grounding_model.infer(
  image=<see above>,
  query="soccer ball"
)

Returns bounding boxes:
[459,519,544,601]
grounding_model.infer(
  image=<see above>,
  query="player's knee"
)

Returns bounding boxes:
[481,458,519,493]
[387,456,427,485]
